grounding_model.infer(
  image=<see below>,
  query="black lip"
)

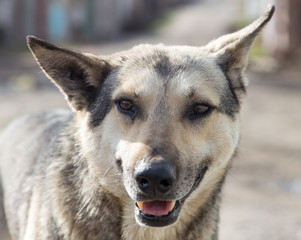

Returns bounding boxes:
[179,165,208,203]
[135,165,208,227]
[136,201,181,227]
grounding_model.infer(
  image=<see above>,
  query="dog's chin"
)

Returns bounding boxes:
[135,200,181,227]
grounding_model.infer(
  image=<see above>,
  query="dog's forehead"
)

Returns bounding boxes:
[111,45,227,101]
[112,45,227,104]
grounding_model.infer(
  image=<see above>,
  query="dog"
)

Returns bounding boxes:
[0,6,274,240]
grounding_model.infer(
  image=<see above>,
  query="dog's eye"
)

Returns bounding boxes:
[188,103,212,120]
[193,104,210,115]
[119,100,133,111]
[116,99,136,119]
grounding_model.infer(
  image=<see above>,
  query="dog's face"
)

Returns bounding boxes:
[28,6,274,228]
[101,47,241,227]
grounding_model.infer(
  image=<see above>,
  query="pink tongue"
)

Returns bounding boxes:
[142,201,172,216]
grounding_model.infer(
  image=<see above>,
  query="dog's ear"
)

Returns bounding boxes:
[27,36,111,111]
[204,5,275,100]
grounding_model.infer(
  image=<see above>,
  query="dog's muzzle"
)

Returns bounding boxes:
[133,160,208,227]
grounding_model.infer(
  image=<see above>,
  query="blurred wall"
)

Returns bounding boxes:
[0,0,189,45]
[239,0,301,58]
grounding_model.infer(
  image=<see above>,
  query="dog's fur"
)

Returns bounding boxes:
[0,7,274,240]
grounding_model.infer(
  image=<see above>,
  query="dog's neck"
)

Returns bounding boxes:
[47,124,123,239]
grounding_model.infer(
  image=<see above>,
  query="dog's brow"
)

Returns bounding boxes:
[134,91,141,99]
[187,89,195,98]
[182,88,217,107]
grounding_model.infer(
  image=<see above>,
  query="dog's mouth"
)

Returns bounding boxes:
[137,200,176,216]
[135,200,180,227]
[135,165,208,227]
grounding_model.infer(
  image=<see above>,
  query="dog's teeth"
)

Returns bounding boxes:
[137,201,144,211]
[169,200,176,212]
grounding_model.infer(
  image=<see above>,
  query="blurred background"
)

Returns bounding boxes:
[0,0,300,239]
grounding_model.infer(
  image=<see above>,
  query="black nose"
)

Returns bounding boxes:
[135,160,176,196]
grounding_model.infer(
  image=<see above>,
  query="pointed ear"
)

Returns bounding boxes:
[27,36,112,111]
[204,5,275,99]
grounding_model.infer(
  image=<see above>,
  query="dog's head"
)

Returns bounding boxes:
[28,7,274,228]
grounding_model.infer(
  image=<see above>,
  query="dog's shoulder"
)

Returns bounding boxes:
[0,109,73,176]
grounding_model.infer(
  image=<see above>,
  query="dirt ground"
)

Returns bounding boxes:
[0,0,300,239]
